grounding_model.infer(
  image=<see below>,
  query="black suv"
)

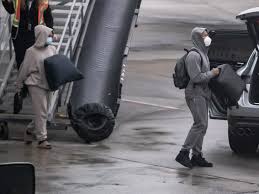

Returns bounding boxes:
[209,8,259,154]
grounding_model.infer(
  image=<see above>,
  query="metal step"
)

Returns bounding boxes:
[0,95,33,114]
[7,77,16,85]
[0,62,9,78]
[10,69,18,77]
[51,5,81,10]
[53,26,73,35]
[49,0,86,5]
[53,21,81,33]
[52,12,78,18]
[52,42,68,48]
[4,85,16,94]
[54,18,78,26]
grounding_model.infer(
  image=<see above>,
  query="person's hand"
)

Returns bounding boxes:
[212,68,220,76]
[53,34,60,42]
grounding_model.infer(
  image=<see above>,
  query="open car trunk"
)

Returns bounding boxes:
[237,8,259,105]
[208,29,254,119]
[209,8,259,119]
[209,30,253,68]
[250,58,259,104]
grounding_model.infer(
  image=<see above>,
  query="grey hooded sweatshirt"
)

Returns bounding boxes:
[16,25,57,90]
[185,27,216,99]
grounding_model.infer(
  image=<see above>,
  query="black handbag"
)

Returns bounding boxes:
[13,92,23,114]
[13,86,28,114]
[44,54,84,91]
[211,64,246,107]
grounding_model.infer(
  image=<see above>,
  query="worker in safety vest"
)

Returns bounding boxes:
[2,0,53,69]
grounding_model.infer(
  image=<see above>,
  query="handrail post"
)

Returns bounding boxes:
[69,19,72,59]
[8,16,12,60]
[81,0,84,20]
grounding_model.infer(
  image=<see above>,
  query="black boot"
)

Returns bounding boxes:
[191,154,213,167]
[175,151,193,169]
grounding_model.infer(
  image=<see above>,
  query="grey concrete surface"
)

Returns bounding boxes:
[1,0,259,194]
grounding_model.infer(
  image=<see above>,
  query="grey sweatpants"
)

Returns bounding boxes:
[181,96,208,156]
[27,86,49,141]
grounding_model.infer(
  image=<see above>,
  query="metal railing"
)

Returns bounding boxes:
[0,13,15,99]
[120,2,142,85]
[47,0,96,121]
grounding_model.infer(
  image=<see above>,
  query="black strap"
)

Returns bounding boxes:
[188,48,203,68]
[185,48,204,89]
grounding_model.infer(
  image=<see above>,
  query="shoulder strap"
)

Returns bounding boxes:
[188,48,203,67]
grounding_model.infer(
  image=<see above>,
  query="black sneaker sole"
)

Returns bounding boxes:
[191,160,213,167]
[175,157,193,169]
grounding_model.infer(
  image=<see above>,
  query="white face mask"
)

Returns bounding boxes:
[46,37,53,45]
[204,36,212,47]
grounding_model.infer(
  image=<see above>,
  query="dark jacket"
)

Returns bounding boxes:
[29,0,53,30]
[2,0,53,38]
[2,0,15,14]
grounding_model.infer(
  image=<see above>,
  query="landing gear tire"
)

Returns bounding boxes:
[0,121,9,140]
[71,103,115,143]
[228,124,258,154]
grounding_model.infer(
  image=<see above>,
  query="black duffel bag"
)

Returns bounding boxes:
[44,54,84,91]
[210,64,246,107]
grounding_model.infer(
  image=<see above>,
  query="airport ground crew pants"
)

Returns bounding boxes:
[27,86,49,141]
[12,31,34,69]
[181,96,208,156]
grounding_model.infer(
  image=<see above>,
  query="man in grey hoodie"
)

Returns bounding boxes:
[175,27,219,168]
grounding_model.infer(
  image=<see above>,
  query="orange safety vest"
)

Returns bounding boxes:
[13,0,49,27]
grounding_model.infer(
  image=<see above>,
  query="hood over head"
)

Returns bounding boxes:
[34,25,53,48]
[191,27,208,54]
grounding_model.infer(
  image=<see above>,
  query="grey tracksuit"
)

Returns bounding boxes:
[181,27,216,155]
[16,25,56,141]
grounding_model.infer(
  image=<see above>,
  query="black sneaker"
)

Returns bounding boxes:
[175,151,193,169]
[191,154,213,167]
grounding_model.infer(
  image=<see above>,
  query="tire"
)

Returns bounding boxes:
[71,103,115,143]
[228,124,258,154]
[0,121,9,140]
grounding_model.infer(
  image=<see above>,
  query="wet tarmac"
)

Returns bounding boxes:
[1,0,259,193]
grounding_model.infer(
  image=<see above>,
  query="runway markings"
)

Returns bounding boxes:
[122,98,180,110]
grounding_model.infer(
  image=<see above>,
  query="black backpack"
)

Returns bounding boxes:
[173,48,202,89]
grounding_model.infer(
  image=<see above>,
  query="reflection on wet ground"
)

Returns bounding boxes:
[1,102,259,194]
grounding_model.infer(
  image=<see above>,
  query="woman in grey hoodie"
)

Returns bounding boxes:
[175,27,219,168]
[16,25,56,149]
